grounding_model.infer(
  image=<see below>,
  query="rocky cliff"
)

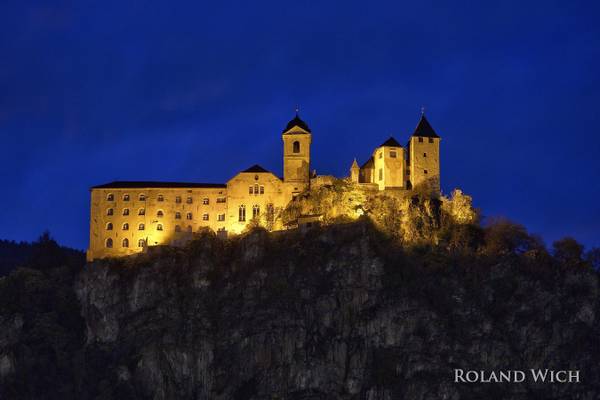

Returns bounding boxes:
[1,220,599,399]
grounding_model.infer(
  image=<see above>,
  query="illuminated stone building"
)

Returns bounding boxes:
[87,113,441,260]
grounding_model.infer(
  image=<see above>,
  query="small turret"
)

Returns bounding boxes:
[350,158,360,183]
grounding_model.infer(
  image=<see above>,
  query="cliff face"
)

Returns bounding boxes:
[1,221,599,399]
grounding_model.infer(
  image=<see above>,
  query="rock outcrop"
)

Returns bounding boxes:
[1,221,599,399]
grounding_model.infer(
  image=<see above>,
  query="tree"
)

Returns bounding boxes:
[552,237,584,267]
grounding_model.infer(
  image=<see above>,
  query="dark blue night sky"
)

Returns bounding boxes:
[0,0,598,250]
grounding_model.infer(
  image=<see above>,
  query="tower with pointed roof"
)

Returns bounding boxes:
[408,114,441,194]
[282,112,312,193]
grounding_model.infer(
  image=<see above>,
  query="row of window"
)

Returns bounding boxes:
[249,184,265,195]
[238,204,273,222]
[106,213,225,230]
[106,238,145,248]
[106,208,226,217]
[417,137,435,143]
[106,193,226,204]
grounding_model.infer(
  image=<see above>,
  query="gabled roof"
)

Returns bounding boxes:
[283,114,311,134]
[360,156,374,169]
[91,181,226,189]
[412,115,440,138]
[242,164,270,173]
[379,137,402,147]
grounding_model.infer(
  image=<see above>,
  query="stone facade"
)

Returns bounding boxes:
[87,113,441,260]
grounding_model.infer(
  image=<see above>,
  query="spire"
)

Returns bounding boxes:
[282,110,311,134]
[412,114,440,138]
[351,158,359,169]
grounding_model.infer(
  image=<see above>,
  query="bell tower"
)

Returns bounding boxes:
[282,111,312,191]
[408,113,441,195]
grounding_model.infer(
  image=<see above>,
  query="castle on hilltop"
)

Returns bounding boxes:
[87,113,441,260]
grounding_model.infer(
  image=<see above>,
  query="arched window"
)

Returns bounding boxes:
[122,208,129,216]
[175,225,181,232]
[106,193,114,201]
[107,208,113,216]
[106,223,113,230]
[239,205,246,222]
[122,223,129,231]
[138,223,145,230]
[157,210,164,217]
[122,238,129,248]
[293,141,300,153]
[157,194,164,202]
[186,212,192,220]
[123,194,130,201]
[138,239,145,248]
[175,212,181,219]
[157,224,163,231]
[253,205,260,218]
[138,208,145,215]
[105,238,113,248]
[139,194,146,201]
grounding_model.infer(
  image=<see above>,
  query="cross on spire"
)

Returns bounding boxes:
[295,105,300,116]
[420,106,426,116]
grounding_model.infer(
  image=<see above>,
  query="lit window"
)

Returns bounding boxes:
[157,224,163,231]
[122,223,129,231]
[186,212,192,220]
[138,208,145,215]
[239,205,246,222]
[175,196,182,204]
[175,212,181,219]
[203,198,209,205]
[106,193,114,201]
[429,138,434,143]
[424,170,428,174]
[379,169,383,181]
[217,197,226,203]
[107,208,114,216]
[418,137,423,143]
[293,141,300,153]
[139,194,146,201]
[123,208,129,216]
[138,223,145,230]
[106,223,113,230]
[175,225,181,232]
[138,239,145,248]
[218,214,225,221]
[157,210,164,217]
[203,213,209,221]
[186,197,193,204]
[390,151,397,158]
[123,194,130,201]
[157,194,164,202]
[423,152,427,157]
[260,186,264,194]
[253,205,260,218]
[122,238,129,248]
[105,238,113,248]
